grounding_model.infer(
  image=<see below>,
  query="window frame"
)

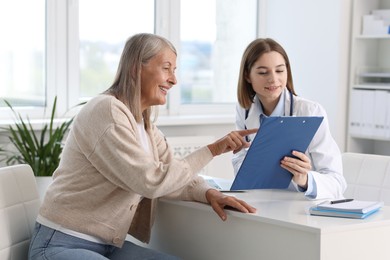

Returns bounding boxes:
[1,0,264,122]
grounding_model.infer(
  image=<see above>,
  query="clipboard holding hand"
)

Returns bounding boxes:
[230,116,324,190]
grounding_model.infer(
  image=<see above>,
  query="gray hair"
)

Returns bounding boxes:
[105,33,177,129]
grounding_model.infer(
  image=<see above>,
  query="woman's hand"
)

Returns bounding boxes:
[207,128,258,157]
[280,150,312,189]
[205,189,256,221]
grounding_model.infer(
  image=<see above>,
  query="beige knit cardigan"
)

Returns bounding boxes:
[39,94,213,247]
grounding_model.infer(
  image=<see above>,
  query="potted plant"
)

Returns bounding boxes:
[0,97,81,198]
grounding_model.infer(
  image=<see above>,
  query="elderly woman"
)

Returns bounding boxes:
[28,33,256,260]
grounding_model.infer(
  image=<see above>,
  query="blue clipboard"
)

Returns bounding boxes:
[230,116,323,190]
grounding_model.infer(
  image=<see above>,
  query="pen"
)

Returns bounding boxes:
[330,199,354,204]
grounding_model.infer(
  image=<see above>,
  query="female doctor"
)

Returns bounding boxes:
[232,38,346,199]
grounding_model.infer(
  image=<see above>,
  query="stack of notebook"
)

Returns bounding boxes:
[309,200,384,219]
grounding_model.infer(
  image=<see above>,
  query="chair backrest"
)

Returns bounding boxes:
[0,164,40,260]
[342,152,390,205]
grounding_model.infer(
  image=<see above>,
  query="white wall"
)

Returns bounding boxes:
[262,0,352,151]
[157,122,236,179]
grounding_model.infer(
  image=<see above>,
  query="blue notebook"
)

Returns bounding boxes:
[309,207,380,219]
[309,200,384,219]
[230,116,323,190]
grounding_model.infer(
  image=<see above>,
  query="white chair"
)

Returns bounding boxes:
[342,152,390,205]
[0,164,40,260]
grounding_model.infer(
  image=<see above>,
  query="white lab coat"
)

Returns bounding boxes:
[232,89,347,200]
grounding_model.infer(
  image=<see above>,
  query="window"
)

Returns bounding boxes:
[179,0,257,105]
[165,0,258,115]
[0,0,46,107]
[78,0,154,100]
[0,0,260,120]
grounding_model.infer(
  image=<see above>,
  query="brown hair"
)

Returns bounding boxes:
[104,33,177,129]
[237,38,296,109]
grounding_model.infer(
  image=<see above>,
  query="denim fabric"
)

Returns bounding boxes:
[28,222,180,260]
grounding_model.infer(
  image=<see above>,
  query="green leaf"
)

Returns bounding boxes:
[0,97,83,176]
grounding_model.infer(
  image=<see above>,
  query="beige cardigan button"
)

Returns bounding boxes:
[113,237,121,244]
[130,204,136,211]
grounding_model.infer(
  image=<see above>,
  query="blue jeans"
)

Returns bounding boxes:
[28,222,180,260]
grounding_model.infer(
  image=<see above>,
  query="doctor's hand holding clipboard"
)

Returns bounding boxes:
[280,150,312,189]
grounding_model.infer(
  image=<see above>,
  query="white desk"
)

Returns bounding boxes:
[148,189,390,260]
